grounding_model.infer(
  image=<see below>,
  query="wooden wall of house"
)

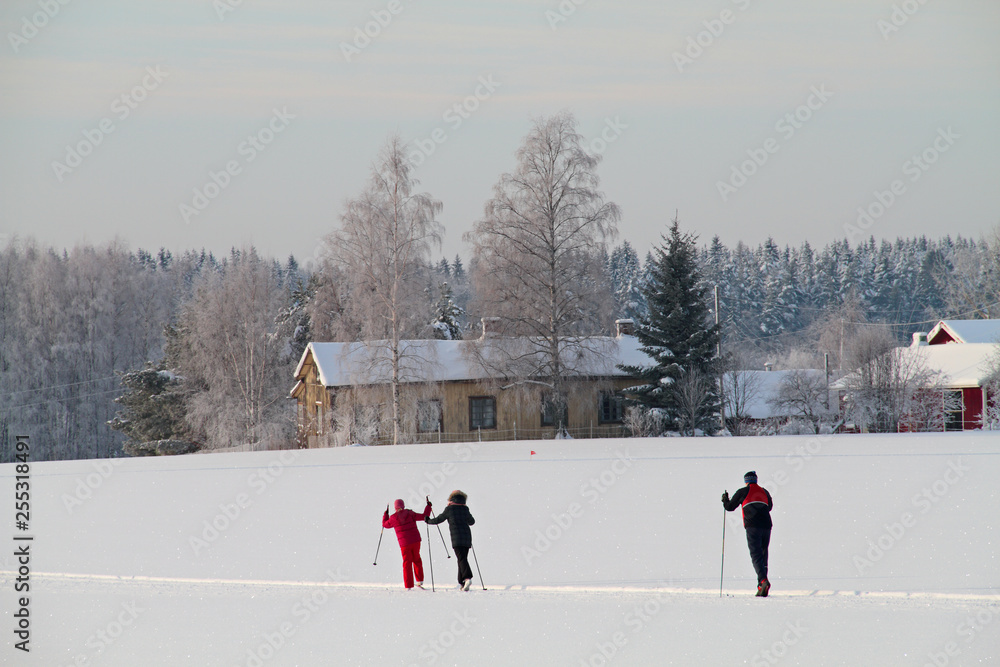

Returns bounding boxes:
[293,353,335,448]
[297,375,634,446]
[962,387,983,430]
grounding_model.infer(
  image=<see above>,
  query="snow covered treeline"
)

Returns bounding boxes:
[608,232,1000,365]
[2,227,998,461]
[0,242,305,462]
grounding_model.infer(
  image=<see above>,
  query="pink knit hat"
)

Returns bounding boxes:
[393,499,405,510]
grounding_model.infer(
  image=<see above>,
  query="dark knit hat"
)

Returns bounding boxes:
[448,490,467,504]
[744,471,757,484]
[394,499,405,510]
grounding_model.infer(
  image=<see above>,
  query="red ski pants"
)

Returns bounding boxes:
[400,542,424,588]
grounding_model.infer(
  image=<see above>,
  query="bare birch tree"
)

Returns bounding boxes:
[179,248,293,449]
[842,326,941,432]
[464,112,619,430]
[721,346,763,436]
[324,135,443,445]
[769,370,829,434]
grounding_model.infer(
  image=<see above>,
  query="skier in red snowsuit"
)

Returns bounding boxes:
[383,498,432,589]
[722,471,773,597]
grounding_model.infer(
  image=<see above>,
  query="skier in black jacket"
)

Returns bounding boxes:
[722,471,773,597]
[426,490,476,591]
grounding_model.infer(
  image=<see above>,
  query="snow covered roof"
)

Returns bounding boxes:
[831,343,997,390]
[294,335,649,388]
[915,343,997,387]
[739,369,833,420]
[927,319,1000,345]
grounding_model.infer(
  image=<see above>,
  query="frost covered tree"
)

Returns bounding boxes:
[464,112,619,430]
[324,135,444,445]
[607,241,646,321]
[842,326,941,433]
[768,369,830,434]
[721,346,763,436]
[621,216,721,435]
[980,341,1000,430]
[431,282,464,340]
[174,248,294,449]
[108,363,191,451]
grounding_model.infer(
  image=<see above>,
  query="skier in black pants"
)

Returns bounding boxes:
[426,490,476,591]
[722,471,773,597]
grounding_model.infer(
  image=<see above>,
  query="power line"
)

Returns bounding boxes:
[0,374,120,399]
[0,387,124,413]
[842,300,1000,329]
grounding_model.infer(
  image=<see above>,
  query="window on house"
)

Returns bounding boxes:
[540,392,568,427]
[599,391,624,424]
[469,396,496,430]
[417,399,443,433]
[944,390,964,431]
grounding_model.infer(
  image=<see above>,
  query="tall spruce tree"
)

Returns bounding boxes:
[620,216,721,435]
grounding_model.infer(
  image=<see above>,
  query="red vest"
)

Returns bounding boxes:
[741,483,769,518]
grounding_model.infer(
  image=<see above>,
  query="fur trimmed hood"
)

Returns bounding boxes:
[448,490,467,505]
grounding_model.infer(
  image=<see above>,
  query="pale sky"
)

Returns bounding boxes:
[1,0,998,267]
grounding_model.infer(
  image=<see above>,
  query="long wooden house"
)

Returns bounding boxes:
[290,319,647,447]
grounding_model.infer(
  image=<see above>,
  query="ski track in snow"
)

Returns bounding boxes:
[6,570,999,603]
[2,433,998,665]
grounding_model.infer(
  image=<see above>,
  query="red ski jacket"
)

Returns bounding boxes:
[723,483,773,529]
[383,503,432,547]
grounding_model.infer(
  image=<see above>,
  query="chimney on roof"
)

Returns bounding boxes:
[480,317,501,339]
[615,319,635,337]
[911,331,928,347]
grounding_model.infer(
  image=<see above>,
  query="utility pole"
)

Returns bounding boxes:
[824,352,830,410]
[839,318,844,371]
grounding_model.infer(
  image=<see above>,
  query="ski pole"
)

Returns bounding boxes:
[720,505,726,598]
[471,544,486,590]
[428,511,451,558]
[374,506,387,566]
[426,519,435,592]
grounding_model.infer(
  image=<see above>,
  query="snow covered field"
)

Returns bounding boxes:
[2,433,998,666]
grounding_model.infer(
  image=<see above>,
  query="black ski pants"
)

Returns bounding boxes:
[453,546,473,585]
[745,526,771,582]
